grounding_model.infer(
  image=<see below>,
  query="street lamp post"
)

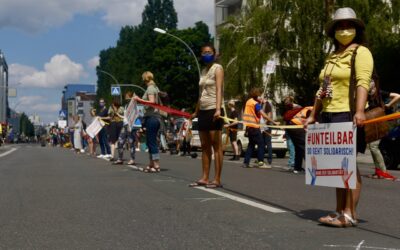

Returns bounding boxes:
[153,28,202,80]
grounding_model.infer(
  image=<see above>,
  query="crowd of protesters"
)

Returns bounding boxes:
[33,9,400,231]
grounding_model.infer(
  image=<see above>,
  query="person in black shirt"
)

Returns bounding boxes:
[97,98,111,159]
[224,100,240,160]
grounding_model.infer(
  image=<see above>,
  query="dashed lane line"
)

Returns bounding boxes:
[0,147,17,158]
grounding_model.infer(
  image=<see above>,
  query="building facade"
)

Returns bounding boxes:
[75,92,96,126]
[0,50,9,124]
[62,84,96,126]
[215,0,246,51]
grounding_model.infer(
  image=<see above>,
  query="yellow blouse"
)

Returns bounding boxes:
[318,45,373,112]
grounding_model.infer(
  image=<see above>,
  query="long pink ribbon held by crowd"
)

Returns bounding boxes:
[136,99,192,118]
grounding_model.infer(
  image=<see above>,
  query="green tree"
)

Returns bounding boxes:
[153,21,212,109]
[19,113,35,137]
[97,0,179,105]
[219,0,400,106]
[96,0,212,112]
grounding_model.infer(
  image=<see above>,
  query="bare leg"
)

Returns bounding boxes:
[199,131,212,183]
[210,130,223,184]
[344,167,362,219]
[110,143,116,158]
[232,140,239,156]
[336,188,346,213]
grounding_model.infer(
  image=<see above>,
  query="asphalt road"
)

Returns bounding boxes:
[0,144,399,249]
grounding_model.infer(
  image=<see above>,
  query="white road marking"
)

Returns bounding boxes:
[186,197,228,203]
[194,186,286,213]
[356,240,365,250]
[0,147,17,158]
[324,243,400,250]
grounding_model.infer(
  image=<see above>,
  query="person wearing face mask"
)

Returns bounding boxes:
[242,88,279,169]
[189,44,225,188]
[304,7,373,227]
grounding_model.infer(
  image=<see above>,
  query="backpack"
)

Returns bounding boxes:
[158,90,170,106]
[349,45,388,143]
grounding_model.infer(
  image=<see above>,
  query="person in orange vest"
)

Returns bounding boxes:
[242,87,279,168]
[283,96,313,173]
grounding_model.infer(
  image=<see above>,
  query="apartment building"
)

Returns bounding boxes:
[0,50,9,124]
[214,0,246,51]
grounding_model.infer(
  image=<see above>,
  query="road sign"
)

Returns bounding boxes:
[111,86,121,96]
[59,110,67,118]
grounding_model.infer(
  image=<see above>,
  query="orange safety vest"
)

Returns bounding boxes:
[290,106,313,125]
[243,98,260,128]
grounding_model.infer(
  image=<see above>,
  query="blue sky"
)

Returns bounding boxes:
[1,0,214,123]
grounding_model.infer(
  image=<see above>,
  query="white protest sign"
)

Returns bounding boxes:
[263,60,276,74]
[58,120,67,129]
[305,122,357,189]
[125,98,139,130]
[86,118,104,138]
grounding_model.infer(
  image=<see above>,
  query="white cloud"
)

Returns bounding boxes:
[0,0,214,33]
[87,56,100,69]
[8,64,37,86]
[12,95,60,123]
[175,0,214,32]
[14,96,59,112]
[10,54,87,88]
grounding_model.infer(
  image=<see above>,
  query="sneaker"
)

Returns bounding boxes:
[80,149,85,153]
[257,161,272,169]
[293,169,304,174]
[97,154,105,159]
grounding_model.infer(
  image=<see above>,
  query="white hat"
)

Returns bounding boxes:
[228,100,235,106]
[325,7,365,38]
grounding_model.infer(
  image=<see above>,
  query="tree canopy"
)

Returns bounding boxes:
[96,0,211,111]
[219,0,400,106]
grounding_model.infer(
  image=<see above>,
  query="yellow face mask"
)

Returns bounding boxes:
[335,28,356,46]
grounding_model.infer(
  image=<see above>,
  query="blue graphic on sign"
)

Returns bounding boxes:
[59,110,67,118]
[111,86,121,96]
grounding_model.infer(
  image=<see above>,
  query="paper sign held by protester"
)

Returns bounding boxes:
[125,98,139,130]
[86,118,105,138]
[305,122,357,189]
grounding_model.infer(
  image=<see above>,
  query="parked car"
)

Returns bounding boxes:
[221,126,288,158]
[379,124,400,170]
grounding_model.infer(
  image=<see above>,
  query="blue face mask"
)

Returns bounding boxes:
[201,54,214,63]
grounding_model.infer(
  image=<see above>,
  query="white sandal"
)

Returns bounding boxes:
[323,213,358,228]
[342,213,358,227]
[318,212,340,224]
